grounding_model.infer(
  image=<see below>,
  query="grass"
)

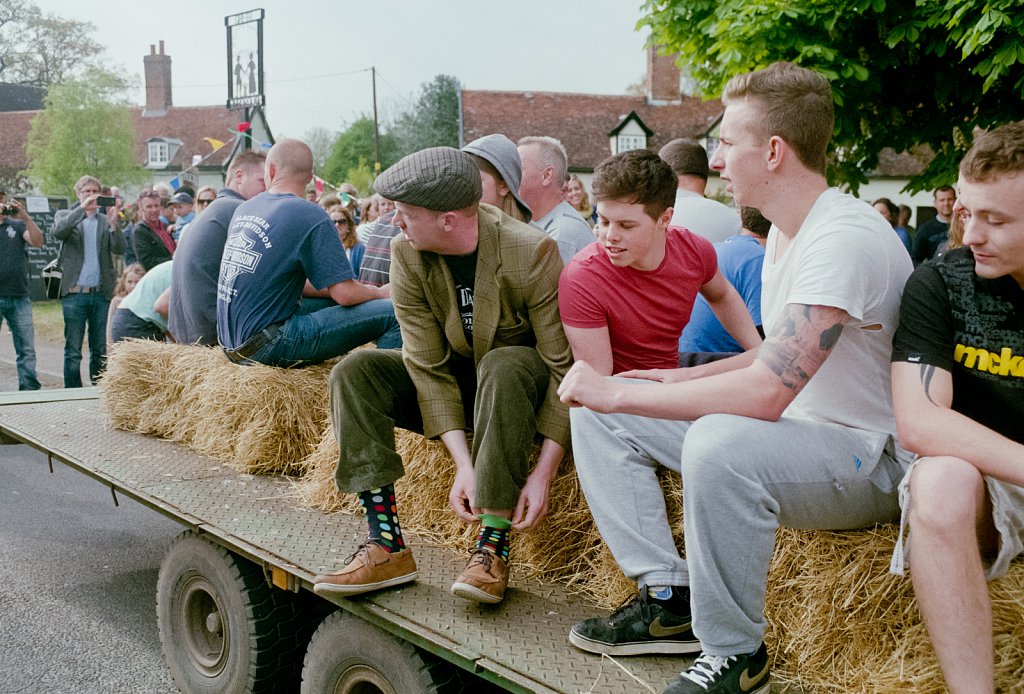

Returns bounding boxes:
[31,300,66,343]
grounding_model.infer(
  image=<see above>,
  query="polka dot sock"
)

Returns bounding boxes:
[358,484,405,553]
[475,513,511,561]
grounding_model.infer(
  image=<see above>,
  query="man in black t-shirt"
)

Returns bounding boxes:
[0,198,44,390]
[890,121,1024,693]
[910,185,956,265]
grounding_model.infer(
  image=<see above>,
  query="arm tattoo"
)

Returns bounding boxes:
[919,363,939,406]
[758,305,847,393]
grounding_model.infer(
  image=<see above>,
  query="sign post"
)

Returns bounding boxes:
[225,9,265,150]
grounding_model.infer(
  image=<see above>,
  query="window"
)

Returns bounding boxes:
[617,134,646,152]
[148,141,169,166]
[705,136,720,159]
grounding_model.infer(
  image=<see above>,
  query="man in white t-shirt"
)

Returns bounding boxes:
[558,62,913,694]
[517,135,595,264]
[659,138,741,243]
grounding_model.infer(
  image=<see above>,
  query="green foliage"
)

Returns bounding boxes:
[0,0,104,86]
[0,166,32,195]
[344,157,376,197]
[640,0,1024,192]
[391,74,461,157]
[25,68,147,195]
[322,74,461,191]
[322,116,399,187]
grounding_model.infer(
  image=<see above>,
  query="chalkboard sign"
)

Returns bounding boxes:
[16,196,69,302]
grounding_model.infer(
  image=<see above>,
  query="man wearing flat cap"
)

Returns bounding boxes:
[314,146,573,605]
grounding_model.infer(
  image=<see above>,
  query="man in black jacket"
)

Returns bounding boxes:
[52,175,126,387]
[132,189,175,270]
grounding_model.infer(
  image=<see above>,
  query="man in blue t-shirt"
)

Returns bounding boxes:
[0,197,44,390]
[168,150,267,346]
[216,139,400,367]
[678,206,770,360]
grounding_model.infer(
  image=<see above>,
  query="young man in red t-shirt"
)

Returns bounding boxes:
[558,149,760,375]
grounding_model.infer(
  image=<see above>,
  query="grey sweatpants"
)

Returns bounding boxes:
[571,403,909,655]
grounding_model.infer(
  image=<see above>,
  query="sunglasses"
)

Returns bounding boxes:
[334,219,350,227]
[197,198,215,204]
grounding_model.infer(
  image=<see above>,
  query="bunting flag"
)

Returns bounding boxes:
[314,176,324,197]
[169,176,181,190]
[204,137,226,152]
[237,121,251,132]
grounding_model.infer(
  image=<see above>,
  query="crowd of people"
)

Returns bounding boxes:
[0,60,1019,694]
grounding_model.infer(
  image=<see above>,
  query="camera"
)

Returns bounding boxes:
[0,204,18,216]
[96,196,117,208]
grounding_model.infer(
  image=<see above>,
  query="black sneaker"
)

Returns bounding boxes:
[662,643,770,693]
[568,588,699,655]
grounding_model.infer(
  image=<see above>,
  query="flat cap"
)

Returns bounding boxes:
[374,147,482,212]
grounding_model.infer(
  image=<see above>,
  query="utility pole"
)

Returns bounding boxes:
[372,66,381,175]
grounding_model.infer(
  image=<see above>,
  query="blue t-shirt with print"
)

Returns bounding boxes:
[217,192,353,349]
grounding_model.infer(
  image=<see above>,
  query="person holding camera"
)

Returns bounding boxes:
[52,175,126,388]
[0,194,43,390]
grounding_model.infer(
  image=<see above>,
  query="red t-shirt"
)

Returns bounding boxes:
[558,227,717,372]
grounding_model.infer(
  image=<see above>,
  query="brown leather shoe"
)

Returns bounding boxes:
[313,540,417,597]
[451,548,508,604]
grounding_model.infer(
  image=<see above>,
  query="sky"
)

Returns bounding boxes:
[41,0,653,139]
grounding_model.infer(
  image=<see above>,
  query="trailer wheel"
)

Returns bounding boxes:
[157,530,321,693]
[301,611,458,694]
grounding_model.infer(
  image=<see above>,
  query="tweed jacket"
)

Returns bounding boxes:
[52,205,126,300]
[390,204,572,448]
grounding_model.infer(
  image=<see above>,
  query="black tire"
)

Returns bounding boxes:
[157,530,326,694]
[301,611,459,694]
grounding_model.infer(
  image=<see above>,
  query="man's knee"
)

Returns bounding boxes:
[477,346,545,389]
[680,414,747,485]
[909,456,986,533]
[330,349,402,399]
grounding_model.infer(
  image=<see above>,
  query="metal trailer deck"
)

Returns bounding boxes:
[0,391,688,693]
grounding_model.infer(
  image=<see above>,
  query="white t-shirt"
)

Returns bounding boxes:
[762,189,912,438]
[533,200,596,265]
[669,189,741,243]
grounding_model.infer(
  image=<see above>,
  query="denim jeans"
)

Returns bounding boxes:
[0,296,40,390]
[62,291,109,387]
[245,298,402,368]
[109,308,164,343]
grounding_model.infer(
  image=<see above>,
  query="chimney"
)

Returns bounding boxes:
[143,40,172,115]
[646,44,682,106]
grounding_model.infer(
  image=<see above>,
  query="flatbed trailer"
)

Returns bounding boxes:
[0,390,689,694]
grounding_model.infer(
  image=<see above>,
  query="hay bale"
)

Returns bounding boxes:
[101,339,333,475]
[297,427,1024,691]
[764,526,1024,692]
[297,427,611,582]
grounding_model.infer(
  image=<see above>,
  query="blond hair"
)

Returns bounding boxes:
[722,62,833,174]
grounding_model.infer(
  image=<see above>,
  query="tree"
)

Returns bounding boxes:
[0,0,103,86]
[322,116,399,188]
[304,126,336,173]
[343,157,376,197]
[390,74,461,157]
[640,0,1024,192]
[25,68,147,195]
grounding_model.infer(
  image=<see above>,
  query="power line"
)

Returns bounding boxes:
[171,67,372,89]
